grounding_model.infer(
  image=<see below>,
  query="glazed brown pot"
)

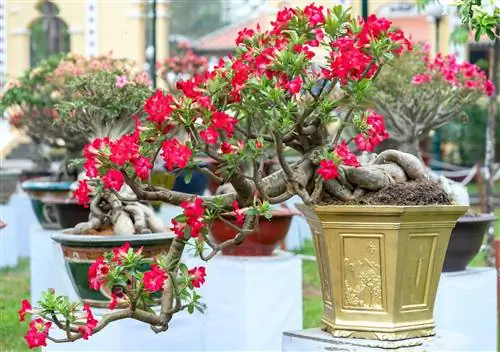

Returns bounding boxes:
[210,208,297,256]
[442,213,496,272]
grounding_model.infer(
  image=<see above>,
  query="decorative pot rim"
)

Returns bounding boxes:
[299,204,468,215]
[22,177,72,191]
[457,213,497,223]
[52,230,175,248]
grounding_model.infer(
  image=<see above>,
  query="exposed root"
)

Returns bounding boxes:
[70,186,165,235]
[320,149,433,204]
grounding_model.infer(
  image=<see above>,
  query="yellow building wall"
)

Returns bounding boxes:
[5,0,169,81]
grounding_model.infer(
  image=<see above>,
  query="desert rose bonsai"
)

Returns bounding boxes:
[1,53,148,180]
[19,5,477,347]
[372,43,494,158]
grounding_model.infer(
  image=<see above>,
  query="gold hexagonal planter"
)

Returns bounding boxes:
[297,205,467,341]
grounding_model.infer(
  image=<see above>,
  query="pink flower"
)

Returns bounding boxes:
[133,157,153,180]
[317,160,339,181]
[103,169,125,191]
[73,180,91,206]
[143,264,168,293]
[161,139,192,170]
[24,318,51,349]
[411,74,432,85]
[88,257,110,291]
[286,76,303,95]
[188,267,207,288]
[335,141,359,167]
[232,201,245,225]
[200,127,219,145]
[115,75,129,88]
[18,299,32,322]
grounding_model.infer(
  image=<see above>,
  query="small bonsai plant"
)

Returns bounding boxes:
[157,41,209,95]
[20,5,466,347]
[1,53,149,180]
[372,43,494,159]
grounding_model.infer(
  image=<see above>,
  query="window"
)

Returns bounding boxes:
[29,1,70,67]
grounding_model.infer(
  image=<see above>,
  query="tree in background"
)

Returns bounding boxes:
[169,0,224,40]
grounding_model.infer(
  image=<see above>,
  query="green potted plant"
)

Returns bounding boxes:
[19,4,474,347]
[1,53,150,229]
[373,43,495,272]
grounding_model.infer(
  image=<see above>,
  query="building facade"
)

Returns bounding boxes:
[0,0,170,87]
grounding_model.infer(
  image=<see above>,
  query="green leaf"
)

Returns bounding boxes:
[187,305,194,314]
[183,170,193,184]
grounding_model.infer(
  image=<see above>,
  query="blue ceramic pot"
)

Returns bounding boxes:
[173,166,209,196]
[21,177,82,230]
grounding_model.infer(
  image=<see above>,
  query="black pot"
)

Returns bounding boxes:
[173,167,209,196]
[52,202,91,229]
[19,170,54,183]
[442,213,496,272]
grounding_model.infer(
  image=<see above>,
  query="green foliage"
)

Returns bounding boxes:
[439,101,500,165]
[417,0,500,41]
[56,69,152,139]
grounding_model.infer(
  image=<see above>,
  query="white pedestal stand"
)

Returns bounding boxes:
[0,203,18,268]
[45,250,303,351]
[283,267,497,351]
[10,191,38,258]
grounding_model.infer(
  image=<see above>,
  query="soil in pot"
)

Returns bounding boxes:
[52,229,173,308]
[210,208,297,256]
[443,213,496,272]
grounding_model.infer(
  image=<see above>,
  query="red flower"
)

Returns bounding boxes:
[200,127,219,145]
[109,292,121,310]
[255,140,262,149]
[133,157,153,180]
[88,257,109,291]
[181,197,205,219]
[73,180,91,206]
[286,76,303,95]
[232,201,245,225]
[236,28,255,46]
[77,305,98,340]
[145,89,175,127]
[221,142,233,154]
[171,218,186,238]
[109,135,139,166]
[143,264,168,293]
[188,266,207,288]
[112,242,132,263]
[317,159,339,181]
[161,139,192,170]
[211,111,237,138]
[18,299,31,322]
[303,4,325,26]
[25,318,51,349]
[335,141,359,167]
[103,169,125,191]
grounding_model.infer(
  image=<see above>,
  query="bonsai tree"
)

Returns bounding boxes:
[0,53,148,179]
[157,41,209,95]
[19,5,454,347]
[372,43,494,159]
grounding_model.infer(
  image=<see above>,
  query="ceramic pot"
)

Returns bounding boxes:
[298,204,466,342]
[21,177,73,229]
[173,167,209,196]
[51,231,174,308]
[0,169,21,204]
[443,213,496,272]
[210,207,296,256]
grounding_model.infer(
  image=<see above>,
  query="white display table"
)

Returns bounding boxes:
[0,203,18,268]
[10,191,38,258]
[44,250,302,351]
[283,267,497,351]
